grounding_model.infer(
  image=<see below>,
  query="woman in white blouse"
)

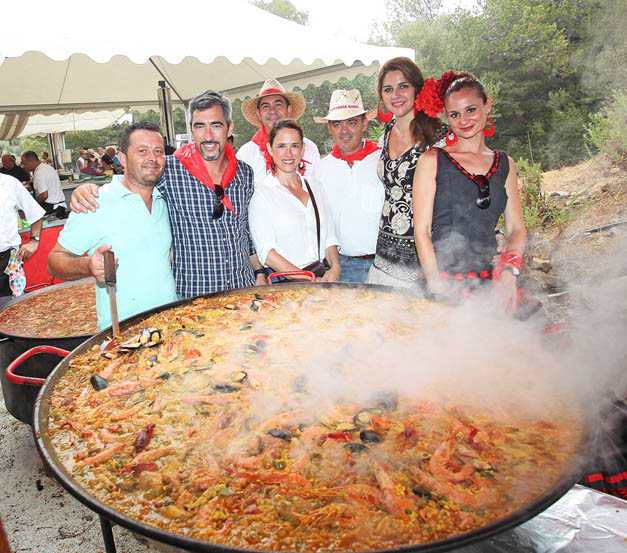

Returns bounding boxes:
[249,119,340,281]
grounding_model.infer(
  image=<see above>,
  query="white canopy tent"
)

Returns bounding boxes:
[0,0,413,118]
[0,110,128,140]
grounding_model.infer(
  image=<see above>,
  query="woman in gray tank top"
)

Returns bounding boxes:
[413,73,527,314]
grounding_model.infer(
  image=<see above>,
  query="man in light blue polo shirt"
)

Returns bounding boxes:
[48,121,178,330]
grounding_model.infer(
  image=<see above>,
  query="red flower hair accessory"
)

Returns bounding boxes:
[414,71,459,118]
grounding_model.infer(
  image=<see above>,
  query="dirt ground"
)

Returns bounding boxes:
[0,156,625,553]
[521,157,627,322]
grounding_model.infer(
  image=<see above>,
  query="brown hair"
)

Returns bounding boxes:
[444,72,488,104]
[268,119,304,146]
[377,57,444,149]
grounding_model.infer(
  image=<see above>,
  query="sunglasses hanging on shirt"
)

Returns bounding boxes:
[439,148,500,210]
[213,183,225,219]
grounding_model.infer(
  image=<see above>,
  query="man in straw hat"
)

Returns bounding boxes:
[238,78,320,186]
[314,89,383,283]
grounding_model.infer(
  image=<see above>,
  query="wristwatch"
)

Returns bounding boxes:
[30,236,40,242]
[501,266,520,276]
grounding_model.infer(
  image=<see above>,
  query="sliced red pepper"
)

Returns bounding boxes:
[184,349,202,361]
[403,427,419,445]
[134,423,155,453]
[468,427,479,449]
[319,432,353,444]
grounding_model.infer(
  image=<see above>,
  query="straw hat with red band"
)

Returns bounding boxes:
[241,79,307,127]
[313,89,377,123]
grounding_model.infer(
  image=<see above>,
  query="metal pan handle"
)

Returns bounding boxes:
[267,271,316,282]
[6,346,70,386]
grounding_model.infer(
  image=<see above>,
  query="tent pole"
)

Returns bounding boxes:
[148,57,186,105]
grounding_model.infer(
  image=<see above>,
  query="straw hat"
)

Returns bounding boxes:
[241,79,307,127]
[313,89,377,123]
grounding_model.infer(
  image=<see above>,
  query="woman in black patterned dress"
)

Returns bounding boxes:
[366,57,447,289]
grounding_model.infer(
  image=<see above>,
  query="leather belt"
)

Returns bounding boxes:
[348,254,375,260]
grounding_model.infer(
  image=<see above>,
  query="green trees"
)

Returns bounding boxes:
[384,0,623,168]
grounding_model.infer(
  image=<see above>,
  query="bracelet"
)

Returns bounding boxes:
[253,268,267,277]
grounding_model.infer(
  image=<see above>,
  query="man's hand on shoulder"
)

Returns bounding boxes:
[70,183,100,213]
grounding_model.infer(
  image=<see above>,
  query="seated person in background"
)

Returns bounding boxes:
[76,150,90,173]
[413,72,526,313]
[21,151,67,217]
[42,152,53,165]
[48,121,178,330]
[101,146,123,176]
[249,119,340,281]
[1,153,31,182]
[81,150,103,176]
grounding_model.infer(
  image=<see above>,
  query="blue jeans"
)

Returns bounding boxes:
[339,254,374,283]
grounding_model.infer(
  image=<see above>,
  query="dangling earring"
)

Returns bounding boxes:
[270,161,277,175]
[298,160,306,174]
[377,106,393,123]
[445,128,457,146]
[483,117,495,137]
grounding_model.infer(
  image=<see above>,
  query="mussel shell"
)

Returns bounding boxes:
[119,335,142,350]
[193,402,213,416]
[156,372,172,381]
[375,392,398,412]
[125,390,145,407]
[167,372,212,393]
[344,443,368,454]
[246,436,264,456]
[411,486,432,498]
[90,374,108,391]
[292,375,307,393]
[268,429,292,442]
[359,430,383,444]
[147,354,160,366]
[230,371,248,384]
[240,323,254,331]
[353,407,382,427]
[250,300,262,311]
[318,415,358,432]
[100,352,118,360]
[213,383,241,394]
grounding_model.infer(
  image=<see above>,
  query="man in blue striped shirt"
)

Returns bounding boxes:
[162,90,267,298]
[70,91,268,299]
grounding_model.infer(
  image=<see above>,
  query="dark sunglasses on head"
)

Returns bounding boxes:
[473,174,491,209]
[213,183,225,219]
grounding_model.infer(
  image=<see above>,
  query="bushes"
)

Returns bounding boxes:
[584,90,627,165]
[517,158,582,232]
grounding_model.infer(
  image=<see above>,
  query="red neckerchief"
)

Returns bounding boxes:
[251,127,274,173]
[331,139,379,167]
[174,142,238,215]
[251,126,311,174]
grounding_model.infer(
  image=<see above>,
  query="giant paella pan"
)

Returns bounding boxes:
[32,282,594,552]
